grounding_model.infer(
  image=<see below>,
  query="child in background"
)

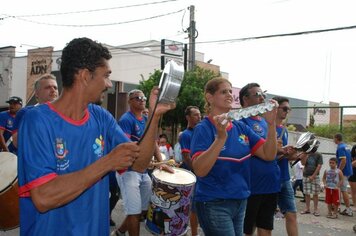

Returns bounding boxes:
[292,161,305,202]
[322,157,344,219]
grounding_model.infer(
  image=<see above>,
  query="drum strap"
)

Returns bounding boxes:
[5,137,13,147]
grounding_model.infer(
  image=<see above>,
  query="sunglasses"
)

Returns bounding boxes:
[247,91,267,99]
[130,96,147,102]
[279,106,291,112]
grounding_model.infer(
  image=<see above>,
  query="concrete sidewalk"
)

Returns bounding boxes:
[2,194,355,236]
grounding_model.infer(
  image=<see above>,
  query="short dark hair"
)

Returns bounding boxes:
[272,96,289,105]
[329,157,337,163]
[185,106,199,116]
[239,83,260,107]
[334,133,343,142]
[60,37,112,88]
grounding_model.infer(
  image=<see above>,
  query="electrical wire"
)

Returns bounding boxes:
[4,0,180,18]
[8,9,185,27]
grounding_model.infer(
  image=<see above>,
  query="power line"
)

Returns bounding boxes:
[3,23,356,55]
[3,0,180,18]
[6,9,185,27]
[195,24,356,45]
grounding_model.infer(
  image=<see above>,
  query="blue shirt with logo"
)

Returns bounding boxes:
[179,127,194,170]
[118,111,147,142]
[18,103,129,236]
[241,117,280,194]
[190,117,264,202]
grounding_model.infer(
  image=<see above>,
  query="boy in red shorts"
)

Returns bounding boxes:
[322,157,344,219]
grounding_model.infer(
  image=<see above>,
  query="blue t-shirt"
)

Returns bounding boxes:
[276,125,290,182]
[241,117,280,194]
[12,106,35,133]
[179,127,194,170]
[190,117,264,202]
[118,111,147,142]
[336,143,353,177]
[0,110,16,153]
[18,103,129,236]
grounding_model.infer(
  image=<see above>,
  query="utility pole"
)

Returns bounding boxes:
[188,5,196,71]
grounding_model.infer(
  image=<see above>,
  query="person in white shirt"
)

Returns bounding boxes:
[292,161,305,202]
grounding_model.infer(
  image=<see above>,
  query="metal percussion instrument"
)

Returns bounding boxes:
[158,60,184,104]
[221,101,276,124]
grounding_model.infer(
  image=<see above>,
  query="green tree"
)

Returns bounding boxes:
[138,66,218,143]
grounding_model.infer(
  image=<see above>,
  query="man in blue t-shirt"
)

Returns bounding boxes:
[179,105,201,236]
[334,133,354,216]
[0,96,22,153]
[273,96,300,236]
[18,38,174,236]
[116,89,168,236]
[12,73,58,148]
[239,83,280,236]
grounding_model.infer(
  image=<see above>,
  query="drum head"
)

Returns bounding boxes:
[152,167,196,186]
[0,152,17,192]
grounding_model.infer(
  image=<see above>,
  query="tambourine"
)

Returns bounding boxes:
[158,60,184,104]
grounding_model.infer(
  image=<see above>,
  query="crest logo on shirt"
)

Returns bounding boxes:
[253,123,264,136]
[7,119,13,128]
[55,138,69,171]
[93,135,104,158]
[55,138,68,159]
[237,134,249,146]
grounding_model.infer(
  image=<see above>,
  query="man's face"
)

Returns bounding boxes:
[9,102,22,114]
[129,92,147,111]
[87,60,112,104]
[277,101,291,120]
[242,86,266,107]
[187,108,201,127]
[35,79,58,103]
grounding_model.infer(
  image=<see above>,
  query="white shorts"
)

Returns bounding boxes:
[116,171,152,215]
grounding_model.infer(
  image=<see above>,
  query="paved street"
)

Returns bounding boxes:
[2,195,355,235]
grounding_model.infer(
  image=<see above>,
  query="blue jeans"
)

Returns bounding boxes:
[278,180,297,213]
[196,199,247,236]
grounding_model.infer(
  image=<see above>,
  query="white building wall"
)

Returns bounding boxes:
[11,57,27,103]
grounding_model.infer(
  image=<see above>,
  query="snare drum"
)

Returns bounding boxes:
[146,167,196,236]
[0,152,19,230]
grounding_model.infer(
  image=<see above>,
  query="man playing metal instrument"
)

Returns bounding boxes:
[273,96,299,236]
[239,83,280,236]
[116,89,169,236]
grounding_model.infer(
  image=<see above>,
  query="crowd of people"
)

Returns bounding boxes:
[0,37,355,236]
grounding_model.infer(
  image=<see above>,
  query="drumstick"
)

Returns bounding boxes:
[150,159,176,166]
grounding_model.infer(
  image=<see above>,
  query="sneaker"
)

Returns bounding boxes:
[340,208,353,217]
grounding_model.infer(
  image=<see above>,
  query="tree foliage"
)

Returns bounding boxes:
[138,66,219,142]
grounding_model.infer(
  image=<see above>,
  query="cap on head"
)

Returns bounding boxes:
[6,96,23,105]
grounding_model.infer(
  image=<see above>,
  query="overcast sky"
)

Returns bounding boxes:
[1,0,356,112]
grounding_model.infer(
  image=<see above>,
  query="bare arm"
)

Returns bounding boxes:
[254,102,278,161]
[192,114,228,177]
[30,142,139,213]
[338,170,344,188]
[339,158,346,171]
[12,132,18,148]
[131,87,175,172]
[311,164,322,179]
[182,152,193,170]
[0,129,9,152]
[322,170,326,185]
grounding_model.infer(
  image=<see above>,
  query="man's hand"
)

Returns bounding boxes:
[108,142,140,170]
[157,163,175,173]
[148,86,176,116]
